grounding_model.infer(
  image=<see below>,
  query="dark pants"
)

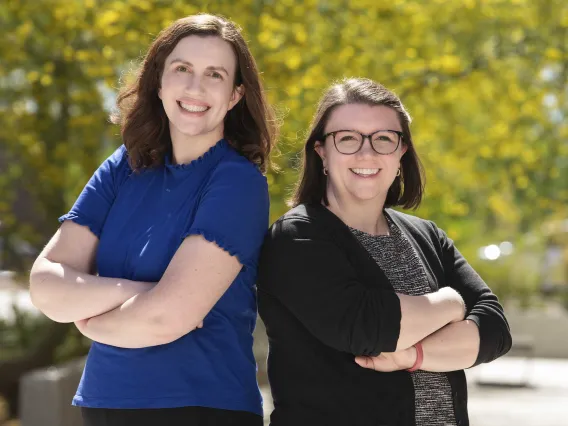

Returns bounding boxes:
[81,406,264,426]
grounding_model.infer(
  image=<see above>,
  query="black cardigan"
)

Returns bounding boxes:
[257,203,512,426]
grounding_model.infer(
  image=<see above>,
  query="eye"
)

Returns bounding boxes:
[175,65,189,73]
[374,133,397,143]
[210,71,223,80]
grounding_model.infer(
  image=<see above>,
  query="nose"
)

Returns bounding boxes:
[184,73,204,94]
[357,135,377,158]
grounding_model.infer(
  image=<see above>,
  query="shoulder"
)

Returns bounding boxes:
[103,144,130,170]
[387,208,446,247]
[387,208,432,229]
[100,144,132,177]
[268,204,333,242]
[209,148,267,191]
[94,145,132,188]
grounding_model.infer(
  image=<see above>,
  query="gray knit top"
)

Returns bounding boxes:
[349,214,457,426]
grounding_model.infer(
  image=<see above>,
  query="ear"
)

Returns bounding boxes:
[314,141,326,163]
[158,87,162,100]
[228,85,245,111]
[400,142,408,156]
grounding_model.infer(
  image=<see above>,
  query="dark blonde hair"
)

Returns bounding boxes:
[292,78,425,209]
[112,14,277,173]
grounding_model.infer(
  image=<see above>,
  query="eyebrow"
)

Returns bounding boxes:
[168,59,230,76]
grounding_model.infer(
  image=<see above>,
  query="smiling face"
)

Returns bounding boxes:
[158,35,244,145]
[315,103,407,204]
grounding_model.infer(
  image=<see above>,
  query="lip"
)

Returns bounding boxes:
[177,97,210,107]
[177,99,211,116]
[350,168,381,178]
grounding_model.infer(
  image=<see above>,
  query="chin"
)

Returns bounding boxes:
[174,124,210,137]
[350,192,382,202]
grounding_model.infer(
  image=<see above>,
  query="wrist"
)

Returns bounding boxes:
[404,345,418,370]
[407,342,424,372]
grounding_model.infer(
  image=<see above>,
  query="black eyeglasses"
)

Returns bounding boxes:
[322,129,403,155]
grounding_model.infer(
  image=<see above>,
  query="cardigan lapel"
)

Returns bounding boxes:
[303,203,395,291]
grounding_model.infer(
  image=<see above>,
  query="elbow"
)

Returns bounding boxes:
[29,260,47,307]
[29,270,72,323]
[488,315,513,360]
[499,326,513,358]
[29,269,53,315]
[473,319,513,366]
[347,292,401,356]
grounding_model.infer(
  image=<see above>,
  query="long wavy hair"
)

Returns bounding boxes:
[111,14,277,173]
[292,78,425,209]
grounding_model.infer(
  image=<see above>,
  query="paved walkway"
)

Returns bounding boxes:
[261,357,568,425]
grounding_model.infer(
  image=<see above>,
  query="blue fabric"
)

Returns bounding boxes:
[59,139,268,415]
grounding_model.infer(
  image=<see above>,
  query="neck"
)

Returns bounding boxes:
[325,190,389,235]
[169,125,224,165]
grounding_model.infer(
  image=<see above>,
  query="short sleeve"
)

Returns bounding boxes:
[59,145,130,238]
[184,162,269,267]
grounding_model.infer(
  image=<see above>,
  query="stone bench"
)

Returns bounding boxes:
[473,335,535,388]
[19,358,85,426]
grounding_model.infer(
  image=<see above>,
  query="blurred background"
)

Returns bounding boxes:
[1,0,567,425]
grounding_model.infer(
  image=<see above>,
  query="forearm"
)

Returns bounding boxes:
[30,257,151,323]
[418,319,480,372]
[396,287,464,351]
[78,292,185,348]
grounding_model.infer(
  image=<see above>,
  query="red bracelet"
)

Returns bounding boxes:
[407,342,424,372]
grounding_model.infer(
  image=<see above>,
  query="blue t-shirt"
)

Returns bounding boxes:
[59,139,268,415]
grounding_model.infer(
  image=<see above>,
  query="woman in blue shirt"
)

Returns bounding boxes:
[29,14,276,426]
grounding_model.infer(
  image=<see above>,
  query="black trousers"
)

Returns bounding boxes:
[81,406,264,426]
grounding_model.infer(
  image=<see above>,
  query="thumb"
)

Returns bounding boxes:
[354,356,373,369]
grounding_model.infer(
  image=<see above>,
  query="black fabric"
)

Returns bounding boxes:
[257,203,512,426]
[81,406,263,426]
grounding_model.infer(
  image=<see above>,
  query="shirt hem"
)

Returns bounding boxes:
[72,394,263,417]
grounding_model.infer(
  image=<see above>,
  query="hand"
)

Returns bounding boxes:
[355,346,417,372]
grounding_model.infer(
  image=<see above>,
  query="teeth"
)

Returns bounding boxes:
[351,168,379,176]
[179,102,208,112]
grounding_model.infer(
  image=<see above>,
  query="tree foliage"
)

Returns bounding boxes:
[2,0,567,258]
[0,0,567,415]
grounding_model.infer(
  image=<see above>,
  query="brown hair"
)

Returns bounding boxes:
[111,14,277,173]
[292,77,425,209]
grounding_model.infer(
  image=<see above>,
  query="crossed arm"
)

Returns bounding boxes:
[30,221,241,348]
[258,219,511,375]
[356,226,511,373]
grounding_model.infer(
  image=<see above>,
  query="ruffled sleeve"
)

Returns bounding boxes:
[183,160,269,267]
[59,145,131,238]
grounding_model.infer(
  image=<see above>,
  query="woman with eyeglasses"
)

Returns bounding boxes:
[257,78,511,426]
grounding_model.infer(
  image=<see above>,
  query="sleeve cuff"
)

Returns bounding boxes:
[59,212,102,238]
[183,228,248,266]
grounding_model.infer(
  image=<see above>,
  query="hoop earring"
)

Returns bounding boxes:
[323,167,328,176]
[396,168,401,177]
